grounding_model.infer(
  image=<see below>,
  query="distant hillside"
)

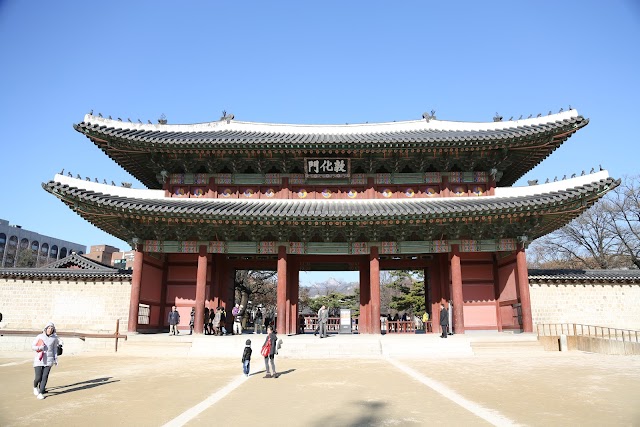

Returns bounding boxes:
[303,277,358,297]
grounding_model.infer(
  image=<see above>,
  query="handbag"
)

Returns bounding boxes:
[57,344,63,356]
[261,338,271,357]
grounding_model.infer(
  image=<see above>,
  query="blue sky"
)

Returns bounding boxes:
[1,1,639,284]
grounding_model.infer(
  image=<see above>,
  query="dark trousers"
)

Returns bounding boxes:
[34,366,52,393]
[440,325,448,338]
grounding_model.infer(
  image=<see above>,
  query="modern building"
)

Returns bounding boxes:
[85,245,135,270]
[0,218,86,268]
[43,110,618,335]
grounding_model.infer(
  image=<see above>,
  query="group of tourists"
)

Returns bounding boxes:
[164,303,279,336]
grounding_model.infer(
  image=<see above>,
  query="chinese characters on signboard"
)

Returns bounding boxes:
[305,158,350,178]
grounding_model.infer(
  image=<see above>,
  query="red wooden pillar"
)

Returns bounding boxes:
[429,258,442,334]
[127,248,144,332]
[194,245,207,334]
[288,256,299,335]
[369,246,381,334]
[359,257,370,334]
[277,245,288,335]
[516,246,534,333]
[450,245,465,334]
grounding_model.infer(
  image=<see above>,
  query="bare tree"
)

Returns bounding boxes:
[605,175,640,268]
[528,175,640,270]
[234,270,277,309]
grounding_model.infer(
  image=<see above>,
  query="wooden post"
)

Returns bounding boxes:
[194,245,208,334]
[115,319,120,352]
[127,248,144,333]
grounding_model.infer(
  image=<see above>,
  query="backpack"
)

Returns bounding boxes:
[261,337,272,357]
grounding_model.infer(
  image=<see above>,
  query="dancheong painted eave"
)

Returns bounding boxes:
[42,172,619,244]
[73,110,588,189]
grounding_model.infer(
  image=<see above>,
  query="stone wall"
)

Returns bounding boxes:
[530,282,640,331]
[0,278,131,333]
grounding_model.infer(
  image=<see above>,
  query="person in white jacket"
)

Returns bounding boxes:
[32,322,62,400]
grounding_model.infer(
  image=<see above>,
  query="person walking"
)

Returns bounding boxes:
[318,305,329,338]
[168,306,180,336]
[422,311,430,332]
[262,326,278,378]
[242,339,252,377]
[213,307,222,335]
[232,304,243,335]
[439,303,449,338]
[254,305,264,334]
[32,322,62,400]
[189,307,195,335]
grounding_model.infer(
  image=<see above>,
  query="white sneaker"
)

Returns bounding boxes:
[33,387,39,396]
[36,393,45,400]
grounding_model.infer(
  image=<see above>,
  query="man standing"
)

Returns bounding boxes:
[254,305,264,334]
[168,306,180,336]
[439,303,448,338]
[318,305,329,338]
[232,304,243,335]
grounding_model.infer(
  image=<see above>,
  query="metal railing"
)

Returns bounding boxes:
[537,323,640,344]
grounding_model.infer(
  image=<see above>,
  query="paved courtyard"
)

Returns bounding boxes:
[1,352,639,426]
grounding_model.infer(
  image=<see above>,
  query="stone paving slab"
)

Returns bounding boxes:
[1,352,639,426]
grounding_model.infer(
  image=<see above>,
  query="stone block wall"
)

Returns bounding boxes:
[0,278,131,333]
[530,282,640,331]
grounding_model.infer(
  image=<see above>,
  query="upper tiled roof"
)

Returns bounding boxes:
[75,110,584,147]
[528,269,640,283]
[73,110,588,188]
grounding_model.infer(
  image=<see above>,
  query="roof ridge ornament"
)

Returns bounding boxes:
[220,110,235,123]
[422,110,436,122]
[493,112,503,122]
[158,113,167,125]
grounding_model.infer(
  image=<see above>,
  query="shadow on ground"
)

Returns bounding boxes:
[47,377,119,396]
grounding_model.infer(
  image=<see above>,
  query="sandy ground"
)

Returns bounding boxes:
[1,352,639,426]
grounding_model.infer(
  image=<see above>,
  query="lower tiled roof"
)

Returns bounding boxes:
[43,178,618,220]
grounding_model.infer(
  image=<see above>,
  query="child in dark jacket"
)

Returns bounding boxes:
[242,339,252,377]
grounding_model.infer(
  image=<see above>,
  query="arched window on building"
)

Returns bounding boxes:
[15,238,37,267]
[0,233,6,257]
[49,245,58,260]
[5,235,18,267]
[59,247,67,258]
[31,240,39,252]
[40,243,49,266]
